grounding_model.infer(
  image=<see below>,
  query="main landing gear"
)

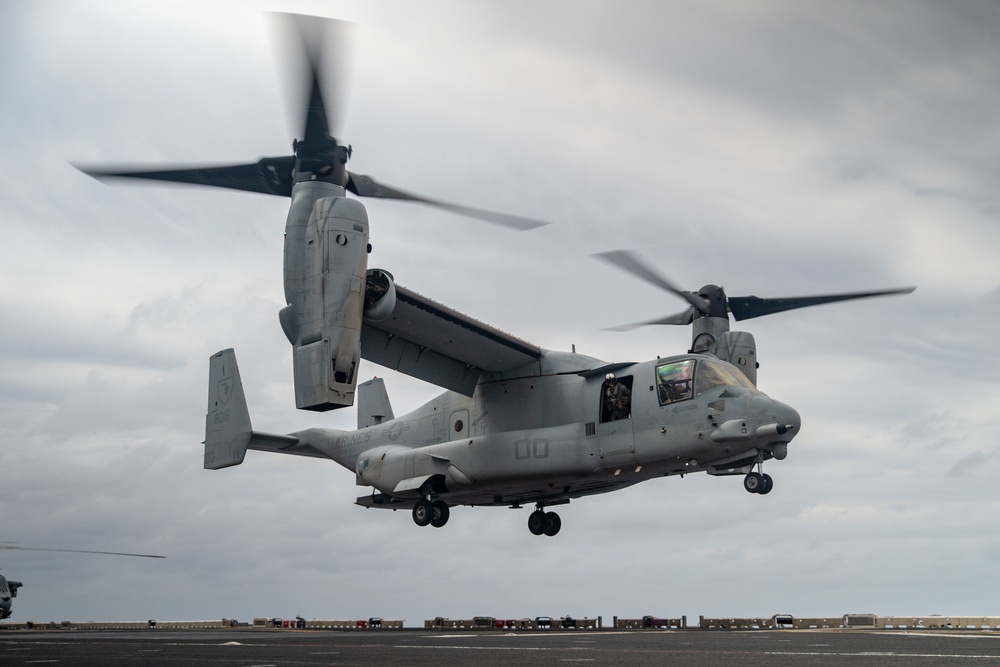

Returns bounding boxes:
[527,505,561,537]
[410,499,564,535]
[412,499,450,528]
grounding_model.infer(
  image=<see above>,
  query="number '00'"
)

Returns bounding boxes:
[515,439,549,460]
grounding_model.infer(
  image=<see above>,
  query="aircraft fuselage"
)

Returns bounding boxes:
[286,351,800,510]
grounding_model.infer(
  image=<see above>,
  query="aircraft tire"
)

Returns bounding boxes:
[759,474,774,495]
[743,472,763,494]
[430,501,450,528]
[528,510,547,535]
[543,512,561,537]
[412,499,433,526]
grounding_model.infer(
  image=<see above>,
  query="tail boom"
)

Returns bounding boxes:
[204,349,343,469]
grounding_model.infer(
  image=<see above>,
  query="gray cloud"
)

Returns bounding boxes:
[1,0,999,624]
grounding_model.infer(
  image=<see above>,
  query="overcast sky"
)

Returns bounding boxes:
[2,0,999,625]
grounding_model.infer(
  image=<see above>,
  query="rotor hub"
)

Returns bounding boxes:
[293,138,351,186]
[696,284,729,319]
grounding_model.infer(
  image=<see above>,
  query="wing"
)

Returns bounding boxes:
[362,283,542,395]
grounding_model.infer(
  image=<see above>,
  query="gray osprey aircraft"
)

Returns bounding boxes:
[82,16,914,536]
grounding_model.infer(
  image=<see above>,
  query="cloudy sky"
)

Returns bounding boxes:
[2,0,999,624]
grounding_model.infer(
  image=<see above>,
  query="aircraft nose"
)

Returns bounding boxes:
[754,399,800,463]
[751,392,797,422]
[710,395,801,446]
[771,400,801,435]
[746,395,800,442]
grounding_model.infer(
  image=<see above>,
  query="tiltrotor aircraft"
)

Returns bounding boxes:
[0,545,164,619]
[82,15,913,536]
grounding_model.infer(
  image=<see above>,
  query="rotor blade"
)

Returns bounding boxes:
[346,173,548,230]
[605,308,695,331]
[592,250,710,313]
[301,29,331,147]
[275,14,354,147]
[77,156,295,196]
[728,286,916,321]
[0,546,165,558]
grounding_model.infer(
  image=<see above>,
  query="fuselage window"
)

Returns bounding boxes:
[655,359,694,405]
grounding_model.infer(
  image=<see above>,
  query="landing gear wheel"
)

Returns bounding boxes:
[430,501,450,528]
[412,499,433,527]
[759,474,774,495]
[744,472,764,494]
[543,512,562,537]
[527,510,547,536]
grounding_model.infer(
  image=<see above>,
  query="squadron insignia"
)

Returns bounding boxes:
[218,377,233,405]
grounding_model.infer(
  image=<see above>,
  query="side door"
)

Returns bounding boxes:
[596,375,636,466]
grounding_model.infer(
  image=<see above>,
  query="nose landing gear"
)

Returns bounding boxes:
[744,468,773,495]
[527,505,561,536]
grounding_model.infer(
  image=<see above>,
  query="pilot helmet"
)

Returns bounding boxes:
[605,373,616,382]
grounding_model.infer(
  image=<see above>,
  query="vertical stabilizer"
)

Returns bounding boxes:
[205,348,253,469]
[357,377,394,429]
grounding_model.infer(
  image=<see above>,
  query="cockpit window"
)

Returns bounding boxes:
[655,359,694,404]
[0,577,8,595]
[656,358,754,405]
[696,359,755,393]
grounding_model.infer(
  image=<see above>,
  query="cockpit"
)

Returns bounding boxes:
[0,576,9,595]
[655,357,755,406]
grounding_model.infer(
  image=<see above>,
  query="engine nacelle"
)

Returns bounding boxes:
[289,196,369,411]
[363,269,396,322]
[715,330,758,386]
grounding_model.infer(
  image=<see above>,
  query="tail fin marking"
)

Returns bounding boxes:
[205,348,253,470]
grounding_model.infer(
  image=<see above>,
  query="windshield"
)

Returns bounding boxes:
[656,358,754,405]
[0,577,8,595]
[696,358,755,393]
